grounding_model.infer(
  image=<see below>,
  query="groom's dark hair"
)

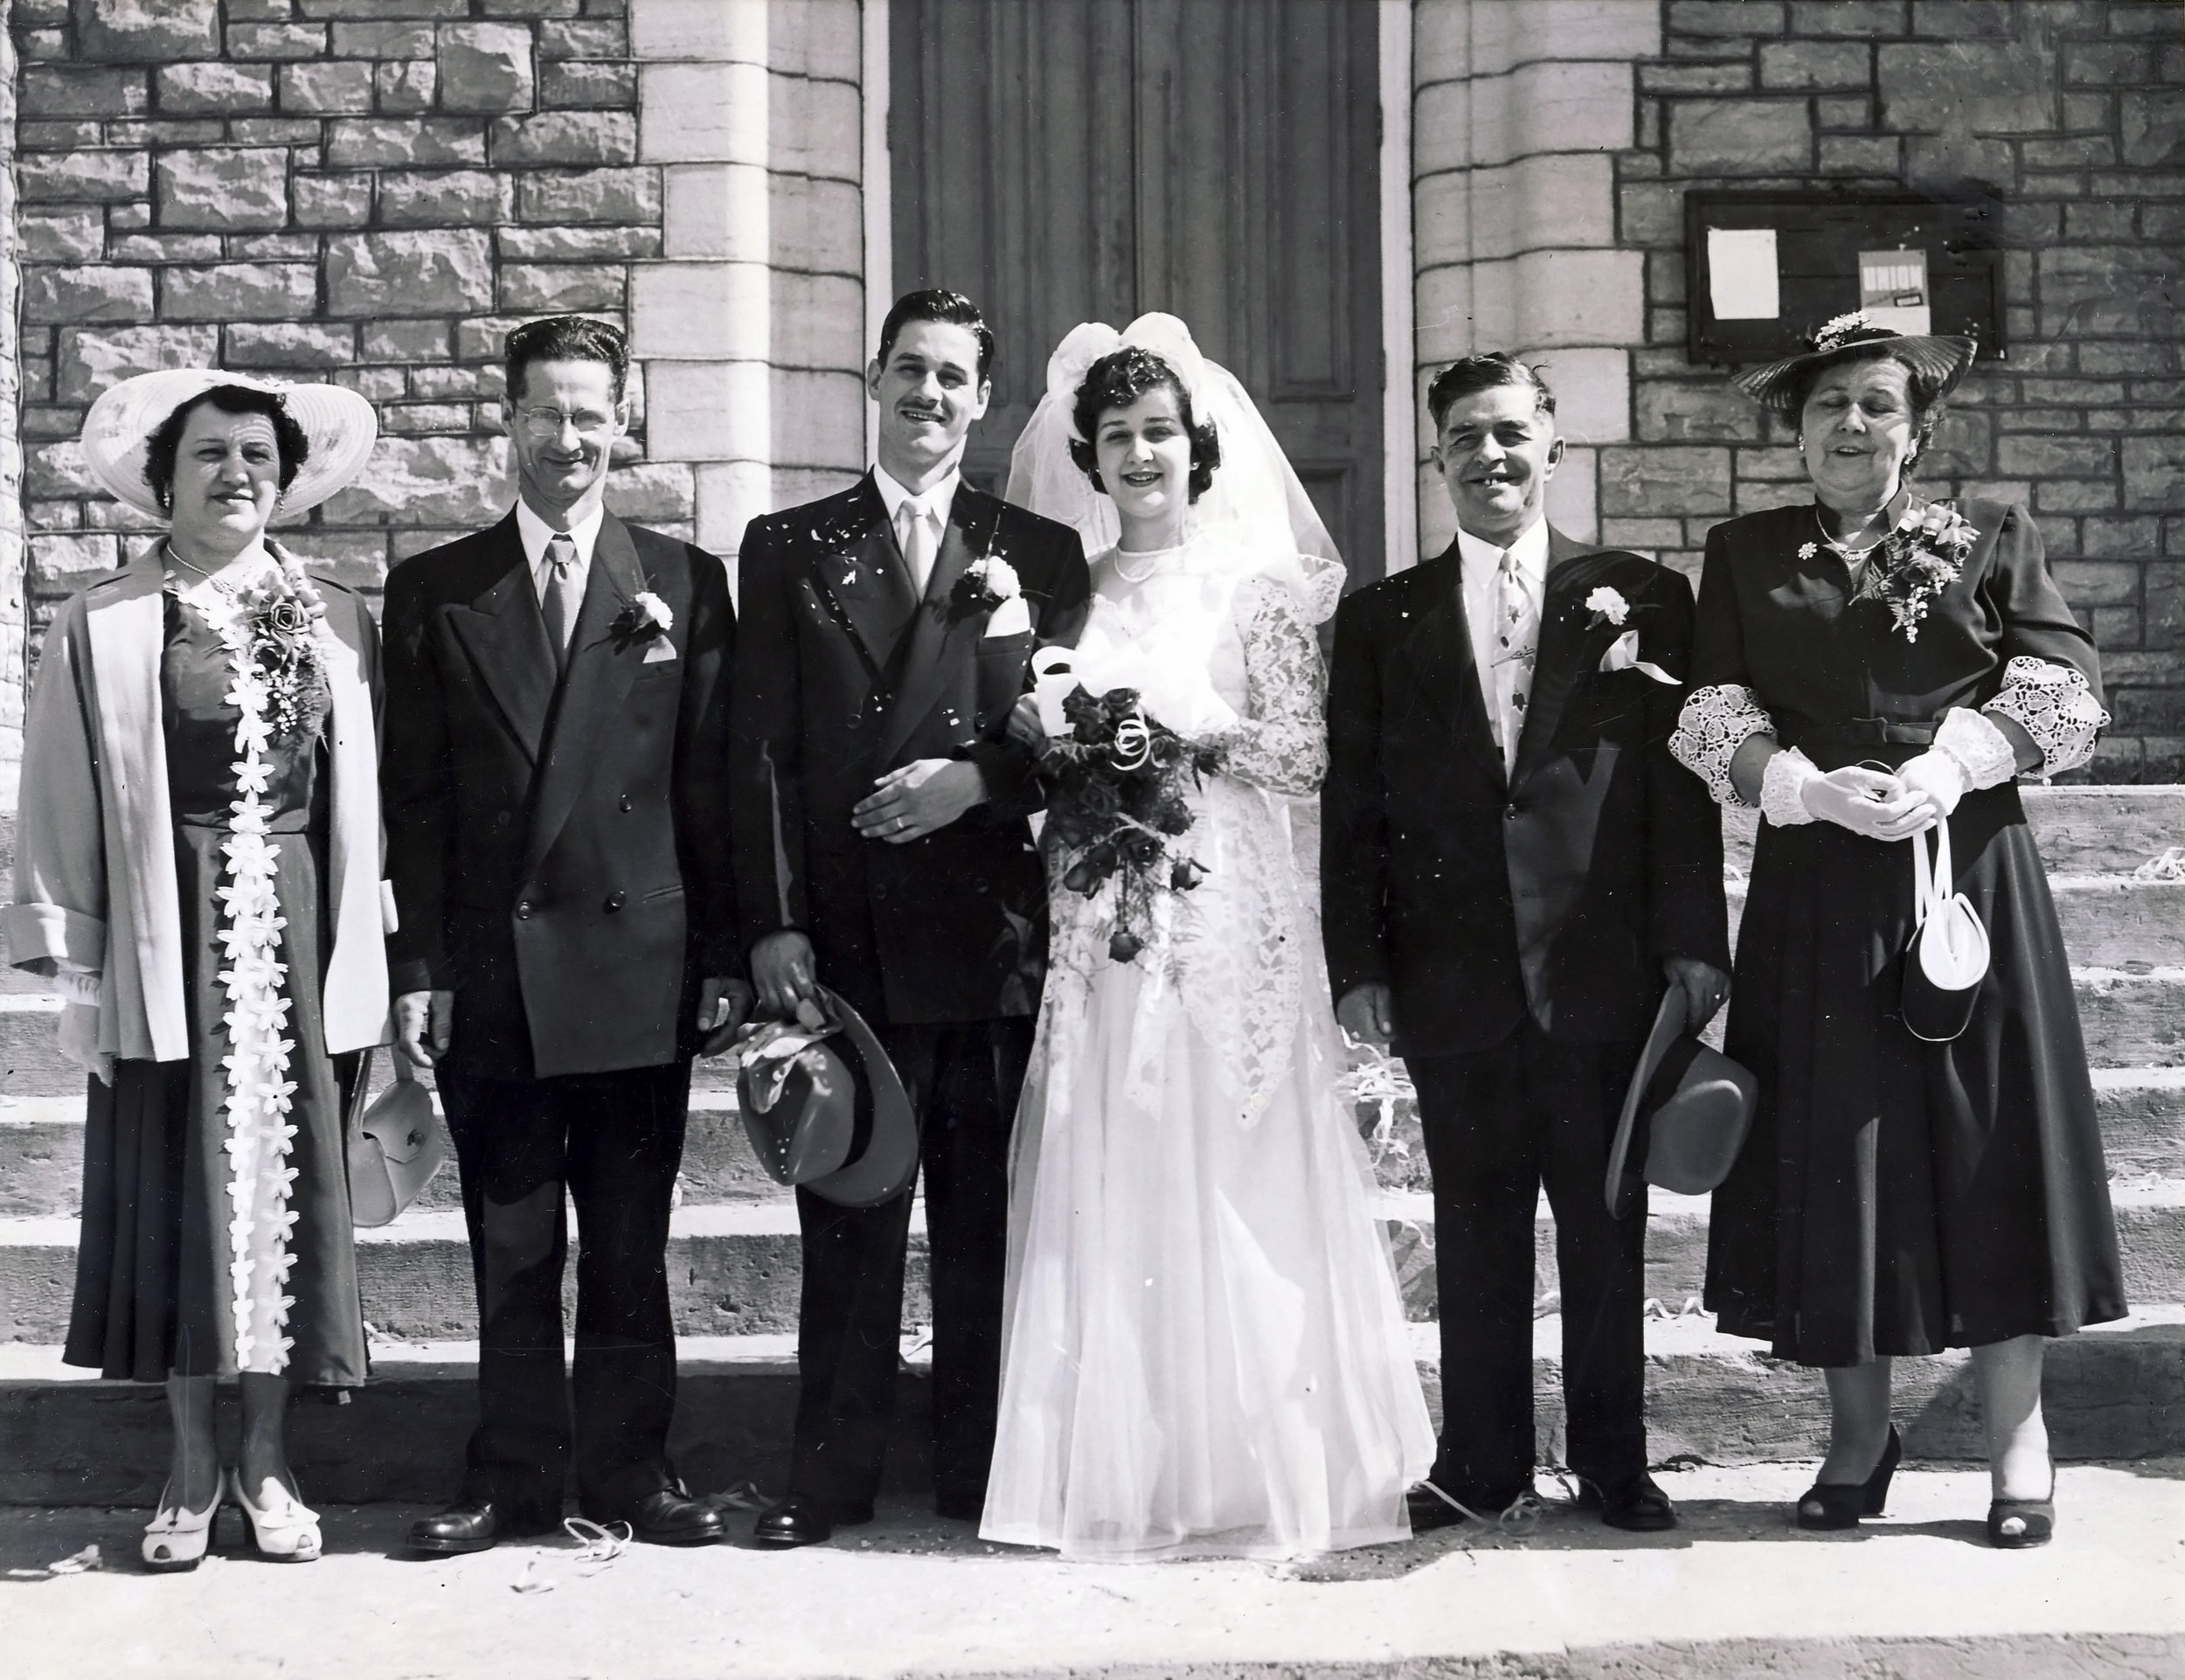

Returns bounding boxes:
[877,289,995,380]
[1426,354,1557,433]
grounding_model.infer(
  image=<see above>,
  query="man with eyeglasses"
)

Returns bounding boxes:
[382,316,749,1552]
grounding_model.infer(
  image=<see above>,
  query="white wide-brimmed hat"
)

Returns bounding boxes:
[80,369,378,522]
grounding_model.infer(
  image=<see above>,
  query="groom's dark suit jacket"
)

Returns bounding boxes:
[730,474,1090,1026]
[381,509,738,1080]
[1323,526,1729,1056]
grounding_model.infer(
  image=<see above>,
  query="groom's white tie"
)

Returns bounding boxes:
[1490,546,1536,775]
[895,496,940,597]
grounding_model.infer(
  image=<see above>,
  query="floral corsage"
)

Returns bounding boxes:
[953,554,1022,617]
[232,558,330,739]
[1801,502,1980,643]
[612,587,674,644]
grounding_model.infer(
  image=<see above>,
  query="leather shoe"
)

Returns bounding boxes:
[603,1487,727,1547]
[1582,1472,1678,1532]
[933,1489,985,1523]
[753,1493,871,1548]
[407,1500,555,1555]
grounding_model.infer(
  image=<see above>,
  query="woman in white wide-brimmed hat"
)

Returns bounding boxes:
[8,371,388,1570]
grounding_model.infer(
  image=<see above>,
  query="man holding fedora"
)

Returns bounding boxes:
[383,316,746,1552]
[1321,353,1730,1532]
[729,289,1089,1546]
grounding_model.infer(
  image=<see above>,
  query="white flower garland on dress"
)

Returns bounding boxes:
[196,552,329,1376]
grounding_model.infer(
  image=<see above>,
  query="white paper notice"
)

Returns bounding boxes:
[1707,227,1781,321]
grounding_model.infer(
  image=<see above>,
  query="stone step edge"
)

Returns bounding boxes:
[5,1178,2185,1250]
[5,1303,2178,1385]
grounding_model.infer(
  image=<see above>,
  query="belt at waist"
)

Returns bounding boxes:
[1780,719,1938,749]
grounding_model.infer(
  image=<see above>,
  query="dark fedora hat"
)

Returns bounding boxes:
[732,987,919,1209]
[1604,989,1759,1218]
[1731,310,1977,415]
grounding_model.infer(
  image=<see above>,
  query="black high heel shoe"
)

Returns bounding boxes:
[1987,1460,2055,1549]
[1795,1424,1901,1531]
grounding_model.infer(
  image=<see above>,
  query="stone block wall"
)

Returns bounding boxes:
[10,0,869,696]
[1412,0,2184,781]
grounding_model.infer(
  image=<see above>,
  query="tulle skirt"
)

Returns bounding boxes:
[980,953,1434,1561]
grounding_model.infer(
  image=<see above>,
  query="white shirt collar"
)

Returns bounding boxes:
[872,463,961,532]
[1454,515,1550,586]
[515,497,605,573]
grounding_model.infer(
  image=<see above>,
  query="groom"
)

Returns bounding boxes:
[1322,354,1729,1531]
[729,289,1089,1545]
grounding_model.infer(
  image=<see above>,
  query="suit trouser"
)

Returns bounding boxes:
[438,1060,690,1517]
[788,1018,1033,1511]
[1409,1018,1648,1504]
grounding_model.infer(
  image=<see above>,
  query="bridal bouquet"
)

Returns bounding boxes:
[1037,684,1224,962]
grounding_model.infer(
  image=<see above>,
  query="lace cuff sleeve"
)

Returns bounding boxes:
[1934,706,2021,790]
[1212,578,1328,797]
[1668,683,1774,809]
[1982,656,2108,779]
[1759,746,1821,827]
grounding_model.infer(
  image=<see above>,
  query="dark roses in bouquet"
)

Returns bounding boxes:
[1038,685,1224,962]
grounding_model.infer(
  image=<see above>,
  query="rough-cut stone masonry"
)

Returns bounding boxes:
[1414,0,2183,781]
[10,0,869,726]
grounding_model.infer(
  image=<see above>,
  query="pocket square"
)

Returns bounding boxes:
[1599,628,1676,684]
[983,596,1032,637]
[643,639,678,663]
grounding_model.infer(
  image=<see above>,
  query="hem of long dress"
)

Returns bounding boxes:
[976,1520,1413,1563]
[1711,1301,2131,1367]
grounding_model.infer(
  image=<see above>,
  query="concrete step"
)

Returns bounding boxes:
[6,1183,2185,1345]
[1723,783,2184,878]
[2,1309,2180,1507]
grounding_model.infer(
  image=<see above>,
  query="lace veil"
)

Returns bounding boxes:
[1004,314,1346,626]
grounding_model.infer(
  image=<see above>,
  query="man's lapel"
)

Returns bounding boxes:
[806,475,919,690]
[444,514,557,763]
[1510,525,1594,788]
[522,511,649,879]
[875,486,998,767]
[1395,544,1503,787]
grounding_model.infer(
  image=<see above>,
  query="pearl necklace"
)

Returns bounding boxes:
[1111,542,1184,584]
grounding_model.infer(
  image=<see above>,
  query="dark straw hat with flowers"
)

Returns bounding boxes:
[1731,310,1978,414]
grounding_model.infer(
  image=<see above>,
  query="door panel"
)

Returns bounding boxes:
[891,0,1385,583]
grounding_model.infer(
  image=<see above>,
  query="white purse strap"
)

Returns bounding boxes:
[1912,820,1953,927]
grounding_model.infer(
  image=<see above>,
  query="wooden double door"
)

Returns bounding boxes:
[891,0,1386,583]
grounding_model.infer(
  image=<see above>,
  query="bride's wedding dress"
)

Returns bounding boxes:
[979,527,1434,1561]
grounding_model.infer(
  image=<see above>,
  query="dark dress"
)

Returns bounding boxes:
[1687,497,2126,1368]
[64,591,367,1386]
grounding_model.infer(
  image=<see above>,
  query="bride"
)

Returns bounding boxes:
[979,316,1433,1561]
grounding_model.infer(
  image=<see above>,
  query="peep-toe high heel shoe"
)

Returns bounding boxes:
[226,1468,323,1562]
[1794,1424,1901,1531]
[141,1480,223,1572]
[1987,1461,2056,1549]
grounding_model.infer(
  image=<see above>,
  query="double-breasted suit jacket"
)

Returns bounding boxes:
[381,510,738,1080]
[731,474,1091,1026]
[1323,527,1730,1057]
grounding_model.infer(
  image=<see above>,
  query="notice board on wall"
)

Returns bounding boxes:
[1684,191,2006,367]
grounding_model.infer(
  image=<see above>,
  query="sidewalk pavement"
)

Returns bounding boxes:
[3,1461,2180,1680]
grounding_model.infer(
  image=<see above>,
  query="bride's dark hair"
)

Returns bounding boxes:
[1069,348,1221,502]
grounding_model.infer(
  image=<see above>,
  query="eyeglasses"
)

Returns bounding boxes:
[514,405,619,439]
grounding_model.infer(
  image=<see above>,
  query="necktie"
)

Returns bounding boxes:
[541,532,579,672]
[1492,547,1537,774]
[896,497,938,596]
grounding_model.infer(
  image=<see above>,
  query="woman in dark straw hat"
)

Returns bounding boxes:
[8,371,385,1568]
[1668,313,2124,1547]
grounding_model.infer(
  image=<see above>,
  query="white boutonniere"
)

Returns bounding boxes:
[959,556,1022,609]
[1585,586,1630,628]
[632,590,674,635]
[611,586,676,659]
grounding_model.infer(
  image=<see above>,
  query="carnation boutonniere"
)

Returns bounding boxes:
[1583,587,1675,684]
[611,587,674,642]
[1585,585,1634,631]
[953,554,1022,616]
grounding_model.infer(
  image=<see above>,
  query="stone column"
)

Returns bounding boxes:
[0,1,22,803]
[1409,0,1660,553]
[629,0,869,571]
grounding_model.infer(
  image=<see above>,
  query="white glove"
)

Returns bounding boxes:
[1800,764,1928,841]
[1897,748,1968,820]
